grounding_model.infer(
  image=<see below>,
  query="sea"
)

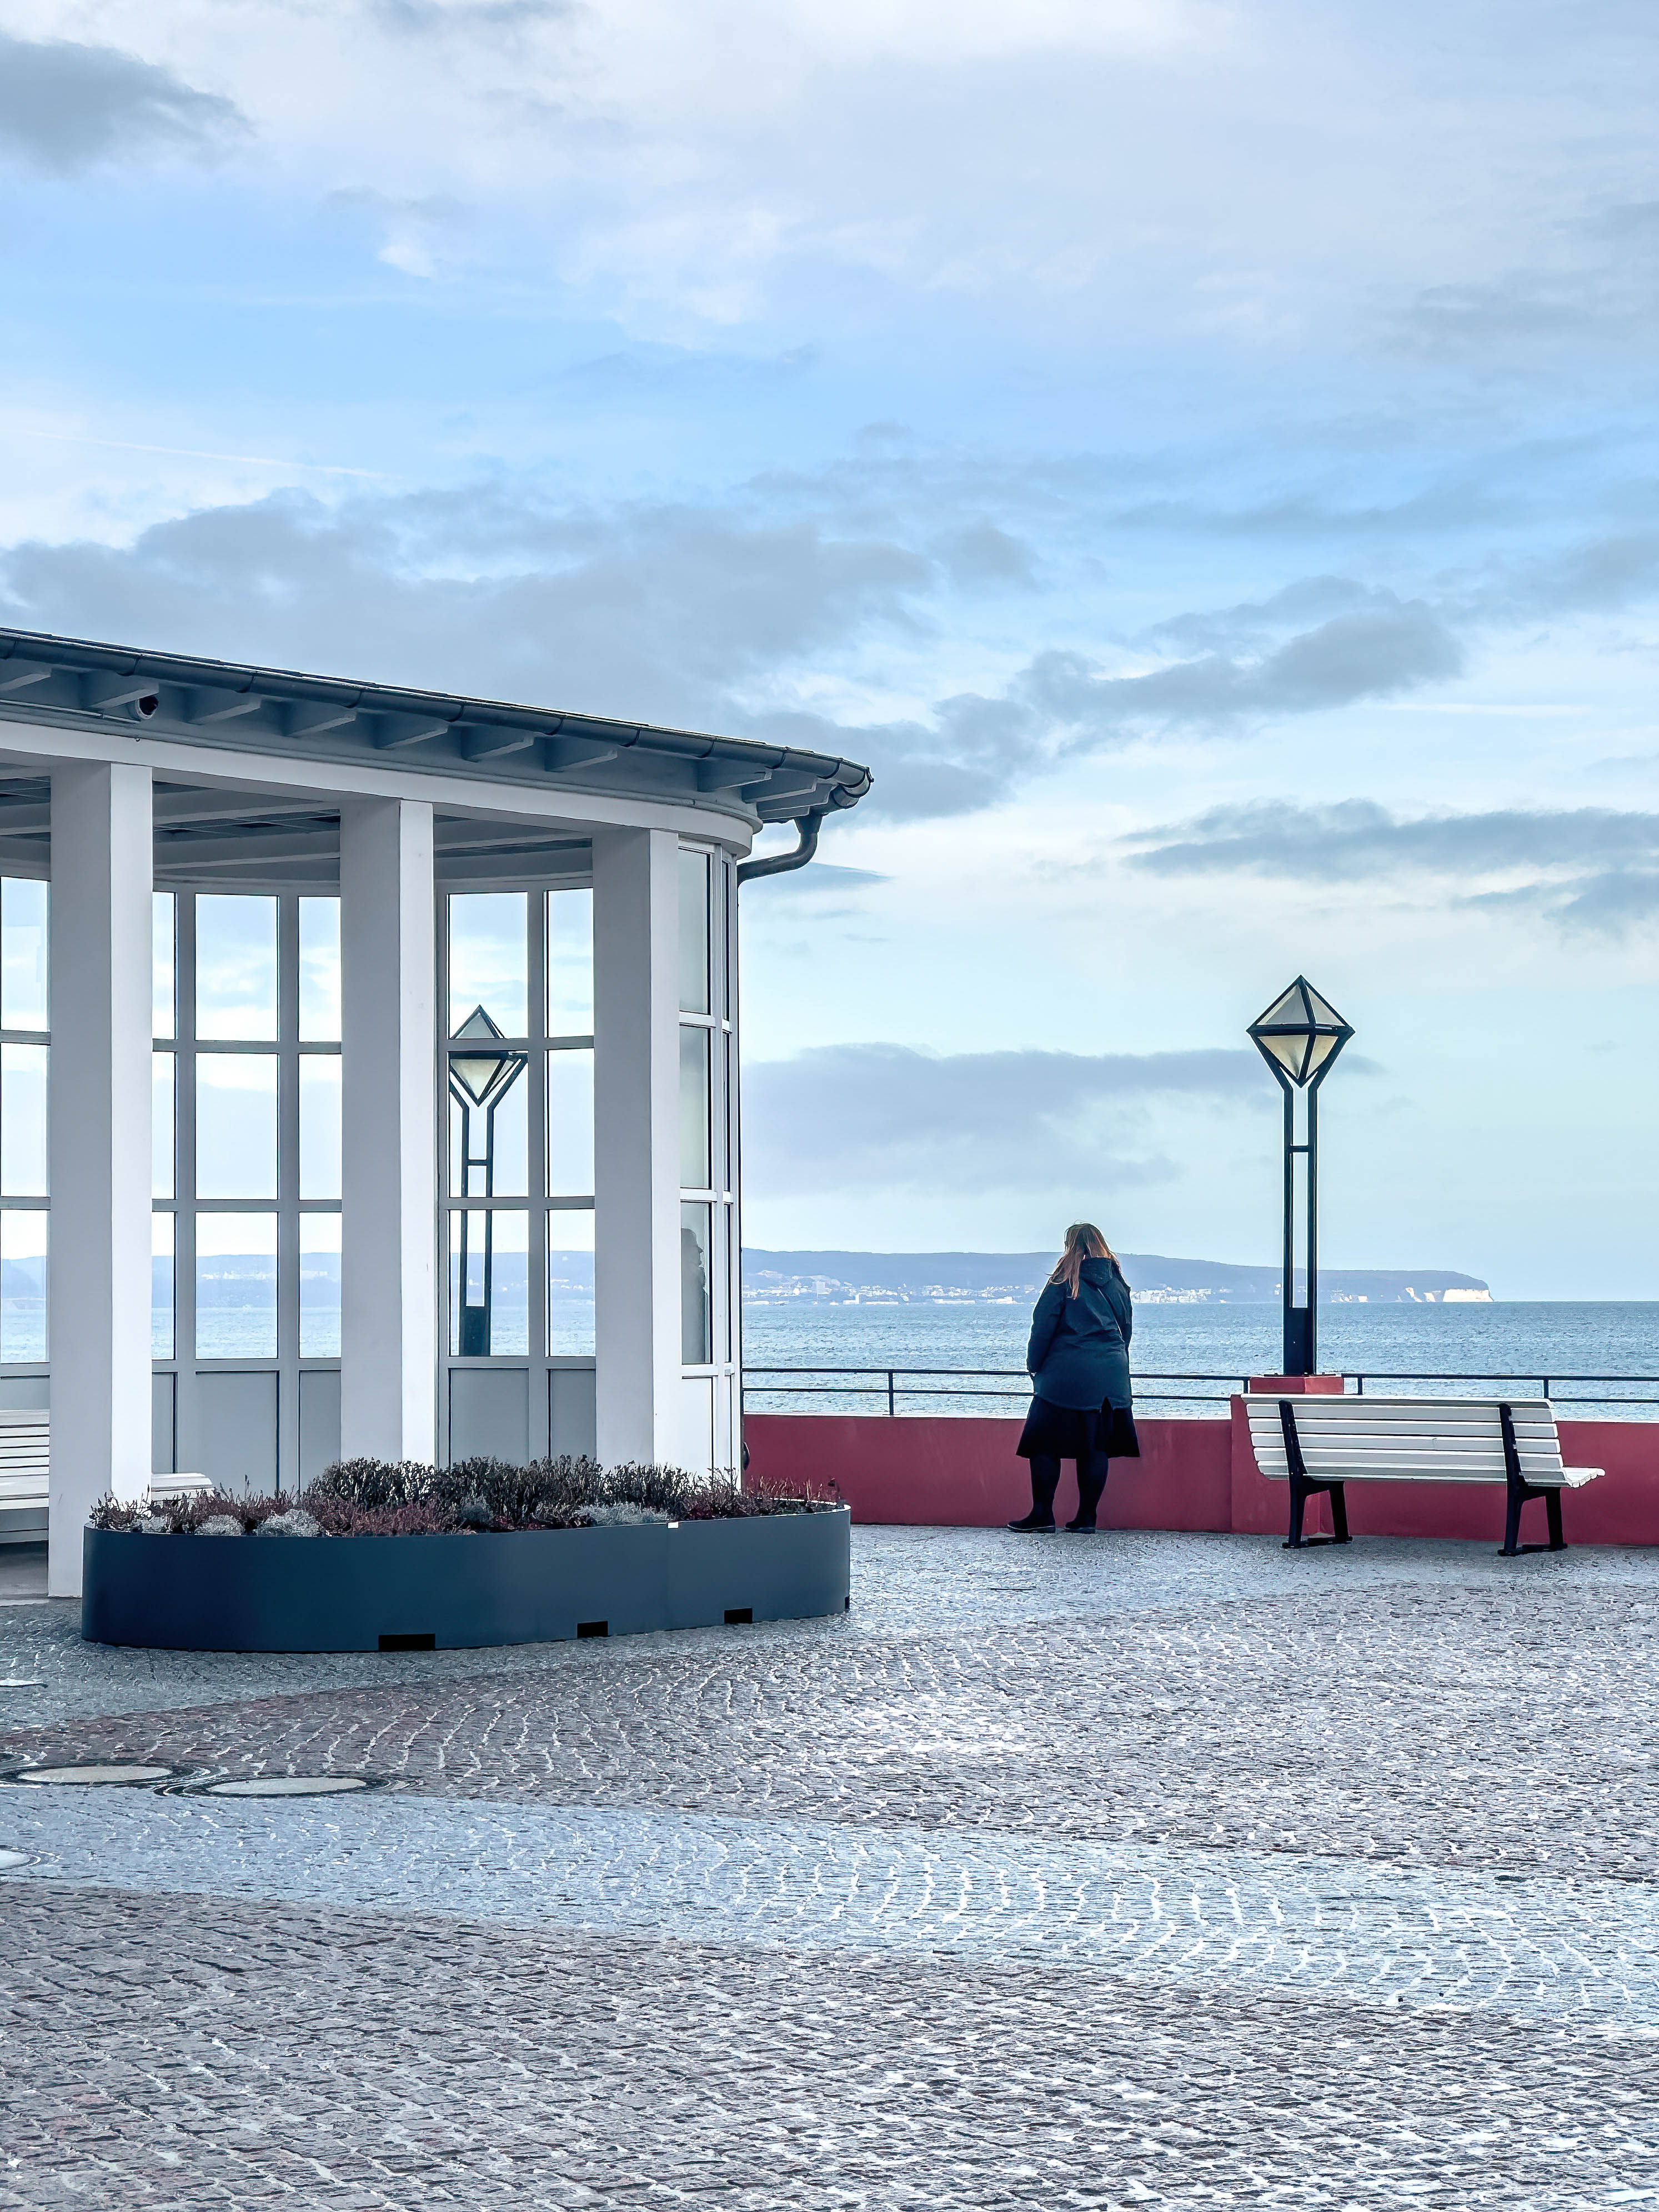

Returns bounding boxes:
[740,1300,1659,1420]
[5,1283,1655,1423]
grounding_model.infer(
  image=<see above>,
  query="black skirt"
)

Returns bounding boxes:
[1016,1394,1141,1461]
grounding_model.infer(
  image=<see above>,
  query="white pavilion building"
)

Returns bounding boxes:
[0,625,870,1595]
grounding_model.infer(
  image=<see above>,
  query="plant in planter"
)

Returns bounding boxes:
[88,1456,839,1537]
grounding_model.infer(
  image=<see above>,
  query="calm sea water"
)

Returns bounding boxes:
[740,1301,1659,1419]
[9,1290,1656,1423]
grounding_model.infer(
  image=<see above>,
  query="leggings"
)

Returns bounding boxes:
[1026,1451,1109,1521]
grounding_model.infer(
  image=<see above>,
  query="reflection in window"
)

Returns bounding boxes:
[1,1043,48,1197]
[152,1213,174,1360]
[196,1054,278,1200]
[299,1214,341,1358]
[298,898,341,1040]
[547,888,593,1035]
[679,1026,710,1190]
[448,1031,528,1198]
[1,878,48,1031]
[680,1202,711,1365]
[548,1208,595,1357]
[449,1208,528,1356]
[196,895,278,1041]
[448,893,527,1037]
[0,1210,46,1362]
[299,1057,342,1201]
[152,1053,174,1200]
[196,1212,277,1360]
[546,1048,594,1197]
[153,893,176,1040]
[678,850,709,1014]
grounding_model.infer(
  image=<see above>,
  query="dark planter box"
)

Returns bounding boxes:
[82,1507,851,1653]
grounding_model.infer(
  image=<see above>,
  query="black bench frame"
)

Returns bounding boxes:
[1277,1398,1566,1558]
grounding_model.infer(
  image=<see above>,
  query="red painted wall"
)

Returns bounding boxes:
[744,1406,1659,1547]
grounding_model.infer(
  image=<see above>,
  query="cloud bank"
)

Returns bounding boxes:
[0,32,244,174]
[741,1041,1264,1195]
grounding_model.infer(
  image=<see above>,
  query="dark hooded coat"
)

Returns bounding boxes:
[1024,1255,1134,1412]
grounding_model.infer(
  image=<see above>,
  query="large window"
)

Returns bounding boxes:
[152,892,342,1366]
[444,889,594,1363]
[678,847,733,1373]
[0,877,48,1364]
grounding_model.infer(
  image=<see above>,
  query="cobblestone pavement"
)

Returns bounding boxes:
[4,1528,1659,2207]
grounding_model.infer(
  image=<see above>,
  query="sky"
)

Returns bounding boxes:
[1,1,1657,1295]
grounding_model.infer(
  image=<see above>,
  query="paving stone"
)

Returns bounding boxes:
[3,1529,1658,2206]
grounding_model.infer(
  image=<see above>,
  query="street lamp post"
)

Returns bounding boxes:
[1246,977,1355,1378]
[448,1005,528,1358]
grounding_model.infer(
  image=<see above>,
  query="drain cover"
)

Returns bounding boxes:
[18,1763,172,1786]
[204,1775,369,1798]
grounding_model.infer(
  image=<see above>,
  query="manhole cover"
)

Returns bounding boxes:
[17,1763,173,1786]
[204,1775,370,1798]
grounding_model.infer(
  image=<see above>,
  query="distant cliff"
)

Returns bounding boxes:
[743,1250,1492,1305]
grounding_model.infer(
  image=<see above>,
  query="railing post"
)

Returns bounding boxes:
[887,1369,896,1418]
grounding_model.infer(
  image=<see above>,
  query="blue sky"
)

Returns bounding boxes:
[2,0,1657,1293]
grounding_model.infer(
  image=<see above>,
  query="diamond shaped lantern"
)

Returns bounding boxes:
[1246,977,1354,1090]
[448,1005,526,1112]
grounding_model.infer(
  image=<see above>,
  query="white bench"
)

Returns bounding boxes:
[1245,1394,1603,1556]
[0,1410,212,1543]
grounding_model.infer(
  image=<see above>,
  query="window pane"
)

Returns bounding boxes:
[723,1029,736,1194]
[197,1054,278,1200]
[153,1052,174,1200]
[547,1047,594,1198]
[678,849,709,1014]
[1,1043,47,1197]
[299,1057,342,1200]
[546,888,593,1036]
[152,1212,174,1361]
[548,1208,595,1357]
[299,1214,341,1359]
[1,1211,46,1362]
[448,1057,528,1197]
[153,893,176,1040]
[680,1202,711,1365]
[679,1025,710,1190]
[1,879,48,1030]
[448,1208,528,1357]
[299,898,341,1041]
[448,893,527,1037]
[196,895,278,1041]
[196,1213,277,1360]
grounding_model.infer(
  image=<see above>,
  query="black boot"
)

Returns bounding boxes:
[1010,1456,1059,1532]
[1065,1453,1109,1532]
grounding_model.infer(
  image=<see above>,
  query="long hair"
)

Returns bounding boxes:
[1049,1222,1116,1299]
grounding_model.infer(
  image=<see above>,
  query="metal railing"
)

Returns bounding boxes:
[741,1364,1659,1413]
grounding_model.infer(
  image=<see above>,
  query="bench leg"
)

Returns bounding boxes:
[1329,1482,1351,1545]
[1546,1488,1565,1551]
[1500,1481,1524,1558]
[1285,1474,1309,1549]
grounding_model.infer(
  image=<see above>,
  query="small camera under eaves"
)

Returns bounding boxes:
[128,694,160,720]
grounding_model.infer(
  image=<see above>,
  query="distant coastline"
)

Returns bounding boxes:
[743,1250,1493,1307]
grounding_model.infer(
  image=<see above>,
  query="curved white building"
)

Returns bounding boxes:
[0,625,870,1594]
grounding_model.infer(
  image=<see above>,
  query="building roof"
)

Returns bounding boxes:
[0,625,873,825]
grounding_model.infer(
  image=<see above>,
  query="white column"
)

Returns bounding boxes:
[48,763,154,1597]
[593,827,682,1467]
[339,799,437,1465]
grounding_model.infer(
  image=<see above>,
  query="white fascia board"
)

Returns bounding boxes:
[0,713,759,854]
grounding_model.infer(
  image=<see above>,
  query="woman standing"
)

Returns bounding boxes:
[1009,1223,1139,1533]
